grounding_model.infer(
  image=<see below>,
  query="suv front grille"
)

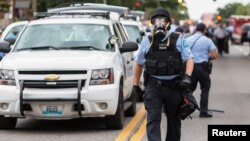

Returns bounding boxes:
[23,80,85,88]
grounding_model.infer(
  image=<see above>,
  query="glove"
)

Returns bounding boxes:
[132,85,143,99]
[179,74,191,90]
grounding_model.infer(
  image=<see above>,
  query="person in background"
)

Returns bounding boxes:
[175,26,184,35]
[214,24,227,56]
[186,23,218,118]
[226,23,234,45]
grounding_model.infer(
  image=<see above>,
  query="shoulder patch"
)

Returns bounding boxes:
[182,38,189,48]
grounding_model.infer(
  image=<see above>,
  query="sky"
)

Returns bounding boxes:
[185,0,250,20]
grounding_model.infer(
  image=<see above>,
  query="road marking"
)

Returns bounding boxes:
[130,118,147,141]
[115,105,146,141]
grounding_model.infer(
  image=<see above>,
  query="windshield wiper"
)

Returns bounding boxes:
[17,46,60,51]
[61,46,103,51]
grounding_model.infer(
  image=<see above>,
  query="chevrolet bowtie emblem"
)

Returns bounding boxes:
[44,74,60,81]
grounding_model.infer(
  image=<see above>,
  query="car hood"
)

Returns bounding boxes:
[1,50,114,70]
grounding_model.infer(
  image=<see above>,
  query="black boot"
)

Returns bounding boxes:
[199,112,213,118]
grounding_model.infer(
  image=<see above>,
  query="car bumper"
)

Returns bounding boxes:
[0,84,119,119]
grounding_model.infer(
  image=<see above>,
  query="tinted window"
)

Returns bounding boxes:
[124,25,141,43]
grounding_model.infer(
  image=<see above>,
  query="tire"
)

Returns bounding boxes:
[0,116,17,130]
[105,83,124,129]
[125,89,136,117]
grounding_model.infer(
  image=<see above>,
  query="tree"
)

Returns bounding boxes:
[0,0,10,12]
[144,0,189,20]
[217,3,249,19]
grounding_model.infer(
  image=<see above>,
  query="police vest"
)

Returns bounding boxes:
[145,33,183,76]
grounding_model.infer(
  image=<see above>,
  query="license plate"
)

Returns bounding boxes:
[42,105,63,115]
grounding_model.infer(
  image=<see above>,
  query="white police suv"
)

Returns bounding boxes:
[0,11,138,129]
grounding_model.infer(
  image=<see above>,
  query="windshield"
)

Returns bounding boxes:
[124,25,141,43]
[14,24,111,51]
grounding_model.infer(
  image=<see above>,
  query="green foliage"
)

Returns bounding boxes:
[144,0,188,20]
[37,0,137,11]
[0,2,10,12]
[217,2,250,18]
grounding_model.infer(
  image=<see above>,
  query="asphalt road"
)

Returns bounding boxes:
[154,43,250,141]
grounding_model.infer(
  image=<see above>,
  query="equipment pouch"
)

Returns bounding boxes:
[145,59,158,74]
[157,62,167,75]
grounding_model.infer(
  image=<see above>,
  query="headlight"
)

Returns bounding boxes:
[0,69,16,85]
[90,69,114,85]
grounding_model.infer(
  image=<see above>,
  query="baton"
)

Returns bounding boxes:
[207,109,224,113]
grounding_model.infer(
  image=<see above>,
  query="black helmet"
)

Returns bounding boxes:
[151,8,171,24]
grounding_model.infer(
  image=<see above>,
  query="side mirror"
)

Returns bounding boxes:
[0,41,11,53]
[4,38,16,45]
[119,41,138,53]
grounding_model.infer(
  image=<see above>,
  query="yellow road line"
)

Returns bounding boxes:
[115,105,146,141]
[130,118,147,141]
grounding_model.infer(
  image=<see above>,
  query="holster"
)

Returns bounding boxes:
[198,61,213,74]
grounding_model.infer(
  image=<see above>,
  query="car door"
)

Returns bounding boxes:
[113,23,133,99]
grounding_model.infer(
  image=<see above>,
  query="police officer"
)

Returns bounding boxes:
[133,8,194,141]
[186,23,218,118]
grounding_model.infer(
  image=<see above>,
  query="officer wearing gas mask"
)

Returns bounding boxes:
[133,8,194,141]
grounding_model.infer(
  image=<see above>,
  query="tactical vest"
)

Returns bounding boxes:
[145,33,183,76]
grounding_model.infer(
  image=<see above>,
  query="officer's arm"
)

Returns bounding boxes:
[133,36,149,86]
[185,58,194,76]
[133,64,143,86]
[209,39,218,60]
[178,36,194,75]
[209,49,218,60]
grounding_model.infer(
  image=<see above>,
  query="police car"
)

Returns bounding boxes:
[120,19,145,100]
[49,3,146,101]
[0,11,138,129]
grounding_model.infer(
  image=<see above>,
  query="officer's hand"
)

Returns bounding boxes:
[133,85,143,97]
[179,74,191,90]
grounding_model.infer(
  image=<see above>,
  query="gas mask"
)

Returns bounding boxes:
[153,17,169,39]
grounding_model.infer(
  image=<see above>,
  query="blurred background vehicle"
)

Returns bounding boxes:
[230,15,250,44]
[240,23,250,44]
[1,21,28,45]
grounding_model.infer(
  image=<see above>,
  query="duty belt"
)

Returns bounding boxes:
[148,76,179,87]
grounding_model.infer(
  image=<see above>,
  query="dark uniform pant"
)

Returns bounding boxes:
[144,81,183,141]
[190,64,211,113]
[216,38,225,55]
